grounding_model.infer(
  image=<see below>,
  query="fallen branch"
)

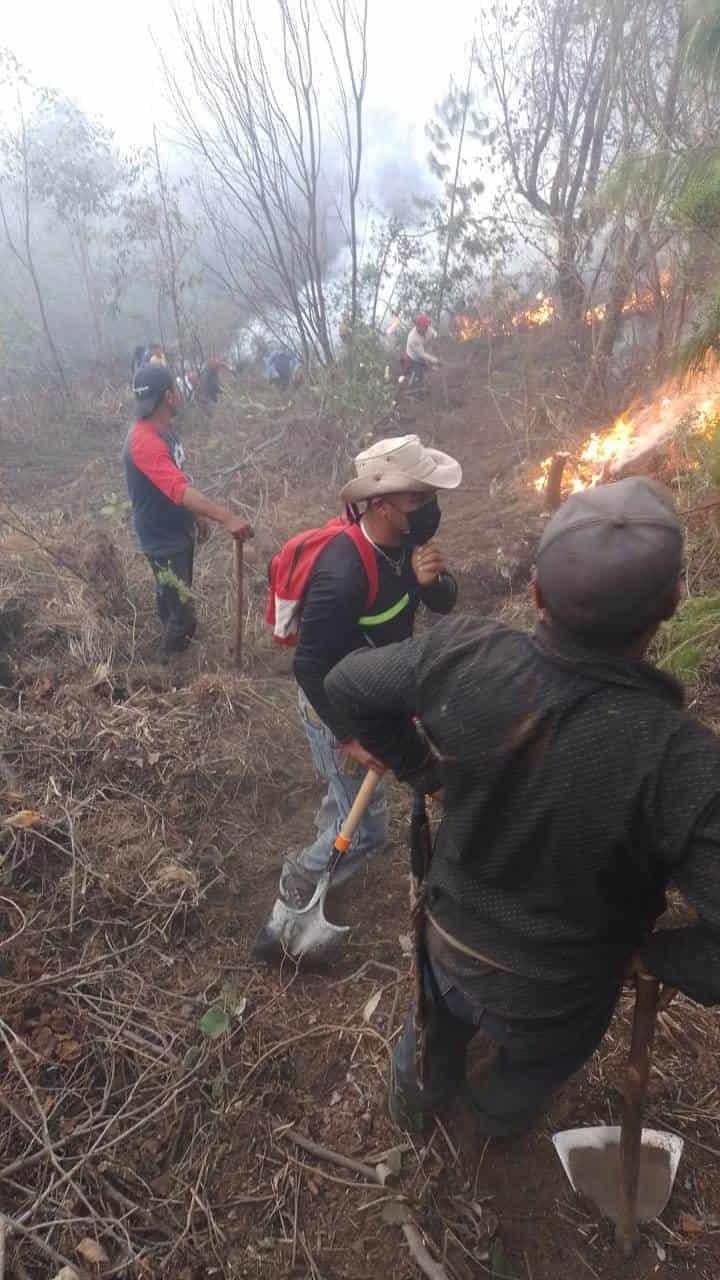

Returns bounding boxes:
[0,1210,85,1277]
[280,1129,382,1184]
[0,897,27,950]
[402,1221,450,1280]
[206,426,289,492]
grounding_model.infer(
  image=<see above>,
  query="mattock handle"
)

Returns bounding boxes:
[233,539,244,668]
[615,972,660,1256]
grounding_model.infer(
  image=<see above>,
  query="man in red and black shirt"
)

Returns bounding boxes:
[123,363,252,660]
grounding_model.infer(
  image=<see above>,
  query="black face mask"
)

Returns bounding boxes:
[401,495,441,546]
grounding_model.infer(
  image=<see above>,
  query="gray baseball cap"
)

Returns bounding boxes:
[536,477,683,638]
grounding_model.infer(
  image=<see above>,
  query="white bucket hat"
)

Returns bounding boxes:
[340,435,462,504]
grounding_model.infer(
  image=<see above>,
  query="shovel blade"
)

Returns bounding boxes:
[261,875,351,960]
[553,1126,683,1224]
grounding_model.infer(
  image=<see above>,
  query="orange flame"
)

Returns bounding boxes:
[454,314,492,341]
[456,273,673,342]
[533,373,720,498]
[513,293,556,331]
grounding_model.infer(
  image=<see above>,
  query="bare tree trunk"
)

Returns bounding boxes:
[371,233,395,331]
[26,255,71,397]
[436,43,475,328]
[165,0,359,368]
[556,222,587,340]
[76,230,104,364]
[584,226,642,396]
[153,127,186,389]
[0,106,70,397]
[323,0,368,330]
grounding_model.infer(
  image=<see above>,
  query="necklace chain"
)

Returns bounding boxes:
[360,521,406,576]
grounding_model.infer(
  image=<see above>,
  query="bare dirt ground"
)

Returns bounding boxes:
[1,335,719,1279]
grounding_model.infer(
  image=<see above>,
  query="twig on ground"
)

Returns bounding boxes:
[0,1210,85,1276]
[0,897,27,950]
[280,1129,382,1184]
[571,1246,601,1279]
[402,1220,450,1280]
[434,1115,461,1168]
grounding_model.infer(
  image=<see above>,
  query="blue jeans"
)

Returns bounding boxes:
[393,951,618,1135]
[291,692,388,884]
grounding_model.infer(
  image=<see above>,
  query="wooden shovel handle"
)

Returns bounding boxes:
[616,973,660,1256]
[332,769,383,857]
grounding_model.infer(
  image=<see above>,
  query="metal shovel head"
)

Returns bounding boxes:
[262,871,351,960]
[553,1126,683,1224]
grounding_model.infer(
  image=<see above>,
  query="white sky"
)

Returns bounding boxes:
[3,0,483,148]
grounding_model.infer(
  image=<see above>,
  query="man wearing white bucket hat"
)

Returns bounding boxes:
[252,435,462,961]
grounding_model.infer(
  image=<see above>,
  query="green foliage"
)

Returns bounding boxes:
[705,411,720,483]
[601,3,720,377]
[155,566,193,604]
[312,328,392,434]
[198,985,247,1040]
[671,407,720,495]
[677,292,720,372]
[99,492,132,520]
[674,153,720,235]
[199,1005,231,1039]
[655,593,720,683]
[684,0,720,85]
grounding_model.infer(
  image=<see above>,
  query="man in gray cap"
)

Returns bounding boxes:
[252,435,462,961]
[324,477,720,1134]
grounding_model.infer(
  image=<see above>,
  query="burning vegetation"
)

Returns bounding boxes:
[454,273,672,342]
[534,370,720,503]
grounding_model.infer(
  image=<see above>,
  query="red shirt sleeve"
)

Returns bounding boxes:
[130,426,189,505]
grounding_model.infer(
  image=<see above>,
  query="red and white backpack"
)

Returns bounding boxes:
[266,517,379,646]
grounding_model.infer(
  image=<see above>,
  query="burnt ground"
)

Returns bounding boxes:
[1,333,719,1280]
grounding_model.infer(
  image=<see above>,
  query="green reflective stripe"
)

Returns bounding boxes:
[359,592,410,627]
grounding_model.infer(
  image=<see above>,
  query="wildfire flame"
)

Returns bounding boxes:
[455,272,673,342]
[513,293,555,331]
[533,373,720,498]
[455,313,492,341]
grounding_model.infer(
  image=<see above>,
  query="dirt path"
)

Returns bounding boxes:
[2,348,720,1278]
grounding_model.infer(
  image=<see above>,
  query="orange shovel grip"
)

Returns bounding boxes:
[331,769,383,859]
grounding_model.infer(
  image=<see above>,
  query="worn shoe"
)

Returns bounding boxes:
[387,1063,433,1136]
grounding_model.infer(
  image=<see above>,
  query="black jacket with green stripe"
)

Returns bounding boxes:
[293,528,457,740]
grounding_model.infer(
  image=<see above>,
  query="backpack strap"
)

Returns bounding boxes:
[343,521,379,611]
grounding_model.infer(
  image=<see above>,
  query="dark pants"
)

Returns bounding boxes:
[147,545,197,657]
[407,360,426,387]
[393,954,618,1136]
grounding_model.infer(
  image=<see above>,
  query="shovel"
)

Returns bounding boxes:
[553,973,683,1255]
[260,768,383,961]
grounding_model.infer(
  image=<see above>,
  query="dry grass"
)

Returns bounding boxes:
[2,358,720,1279]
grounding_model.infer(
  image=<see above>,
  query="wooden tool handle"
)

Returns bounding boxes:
[233,539,244,668]
[616,973,660,1256]
[333,769,383,856]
